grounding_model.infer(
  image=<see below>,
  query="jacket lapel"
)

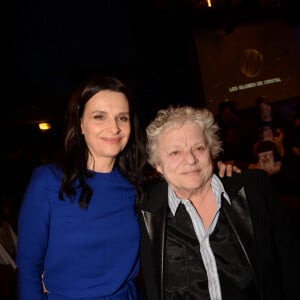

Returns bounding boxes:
[222,186,254,258]
[141,182,169,297]
[222,186,262,297]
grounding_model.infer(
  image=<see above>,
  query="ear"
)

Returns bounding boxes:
[80,120,84,135]
[155,164,162,175]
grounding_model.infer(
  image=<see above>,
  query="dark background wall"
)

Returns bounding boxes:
[2,0,299,141]
[1,0,300,244]
[194,20,300,114]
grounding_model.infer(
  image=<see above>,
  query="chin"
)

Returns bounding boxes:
[180,179,203,189]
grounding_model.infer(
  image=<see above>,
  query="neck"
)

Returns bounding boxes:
[191,186,217,231]
[190,182,211,205]
[174,180,212,203]
[87,156,115,173]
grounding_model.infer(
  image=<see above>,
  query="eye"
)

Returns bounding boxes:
[195,145,206,152]
[169,150,180,157]
[118,115,130,122]
[94,114,105,120]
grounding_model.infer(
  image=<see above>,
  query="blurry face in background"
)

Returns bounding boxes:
[81,90,130,170]
[155,123,214,198]
[262,127,273,140]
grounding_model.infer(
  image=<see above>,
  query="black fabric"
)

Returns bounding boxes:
[164,203,210,300]
[139,170,299,300]
[164,203,257,300]
[211,206,257,299]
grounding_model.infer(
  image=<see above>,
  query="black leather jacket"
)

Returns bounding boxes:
[139,170,298,300]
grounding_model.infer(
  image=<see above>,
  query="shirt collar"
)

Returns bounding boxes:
[168,174,231,216]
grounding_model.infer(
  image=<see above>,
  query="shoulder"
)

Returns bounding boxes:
[220,169,271,196]
[221,168,268,184]
[28,163,62,187]
[140,181,168,212]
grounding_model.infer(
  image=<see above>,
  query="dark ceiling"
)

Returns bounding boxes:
[2,0,298,127]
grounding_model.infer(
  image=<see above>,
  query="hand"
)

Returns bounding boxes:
[217,161,241,178]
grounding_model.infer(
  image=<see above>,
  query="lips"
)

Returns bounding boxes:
[102,137,122,144]
[181,169,200,175]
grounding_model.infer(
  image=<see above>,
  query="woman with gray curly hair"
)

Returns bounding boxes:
[139,105,298,300]
[146,106,222,168]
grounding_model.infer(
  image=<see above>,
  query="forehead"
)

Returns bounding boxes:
[159,123,204,144]
[85,90,129,110]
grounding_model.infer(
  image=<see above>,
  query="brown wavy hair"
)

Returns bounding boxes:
[56,75,146,209]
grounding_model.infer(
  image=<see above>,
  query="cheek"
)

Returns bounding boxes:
[124,126,131,137]
[120,123,131,137]
[156,152,182,174]
[198,152,211,163]
[169,160,182,171]
[162,159,182,174]
[81,121,95,136]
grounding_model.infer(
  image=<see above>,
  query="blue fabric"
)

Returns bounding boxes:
[47,280,143,300]
[16,163,141,300]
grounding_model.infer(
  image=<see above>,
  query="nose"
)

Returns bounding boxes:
[183,150,197,165]
[109,118,121,134]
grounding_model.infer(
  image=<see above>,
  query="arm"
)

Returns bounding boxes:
[16,166,51,300]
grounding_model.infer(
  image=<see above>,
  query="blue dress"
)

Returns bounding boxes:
[16,164,142,300]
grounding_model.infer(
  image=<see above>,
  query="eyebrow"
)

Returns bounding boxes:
[91,110,129,115]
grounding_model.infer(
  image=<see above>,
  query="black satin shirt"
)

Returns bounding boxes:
[164,204,257,299]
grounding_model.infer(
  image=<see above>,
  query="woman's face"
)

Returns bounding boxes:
[81,90,130,171]
[155,123,214,198]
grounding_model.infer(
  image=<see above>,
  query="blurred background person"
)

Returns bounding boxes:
[255,96,273,129]
[281,104,300,196]
[216,101,242,163]
[0,198,17,300]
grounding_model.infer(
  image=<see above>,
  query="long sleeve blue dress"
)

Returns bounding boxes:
[16,163,142,300]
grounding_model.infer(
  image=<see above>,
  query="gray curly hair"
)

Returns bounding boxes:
[146,106,223,167]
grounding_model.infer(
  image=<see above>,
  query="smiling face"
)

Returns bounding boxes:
[155,122,214,198]
[80,90,130,172]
